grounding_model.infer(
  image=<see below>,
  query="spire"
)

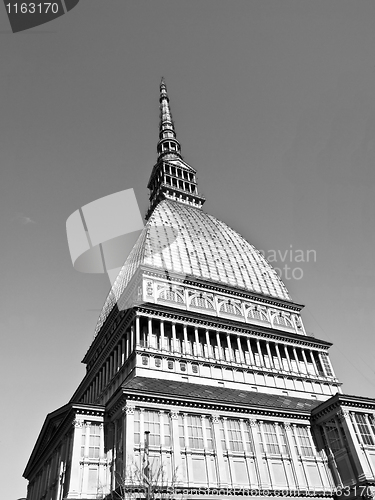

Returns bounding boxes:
[145,79,206,220]
[157,78,182,160]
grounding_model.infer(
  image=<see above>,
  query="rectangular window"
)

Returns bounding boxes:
[263,422,280,454]
[325,419,341,452]
[187,415,204,449]
[296,426,314,457]
[278,425,289,455]
[88,425,100,459]
[163,414,171,446]
[226,419,244,452]
[219,419,227,451]
[243,422,254,453]
[134,410,140,445]
[369,415,375,438]
[205,418,214,450]
[143,411,161,446]
[178,415,185,448]
[354,413,374,446]
[320,353,333,377]
[81,431,86,457]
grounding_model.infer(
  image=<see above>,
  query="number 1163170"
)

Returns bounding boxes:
[6,3,60,14]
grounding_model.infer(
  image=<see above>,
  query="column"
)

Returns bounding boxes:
[265,342,273,368]
[183,324,189,354]
[284,423,306,488]
[246,339,255,365]
[205,330,212,358]
[130,325,134,353]
[292,348,302,374]
[237,336,245,364]
[122,337,126,364]
[123,403,135,477]
[194,327,200,356]
[284,346,293,372]
[160,320,165,351]
[338,410,373,479]
[170,411,183,481]
[211,415,228,486]
[216,332,223,360]
[249,419,269,488]
[256,340,264,366]
[172,322,177,353]
[109,355,113,380]
[309,350,319,376]
[135,316,140,347]
[98,423,107,495]
[68,418,84,498]
[275,344,283,371]
[301,350,310,375]
[148,317,152,348]
[98,370,102,394]
[226,334,233,362]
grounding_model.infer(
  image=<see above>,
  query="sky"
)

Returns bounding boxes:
[1,1,375,498]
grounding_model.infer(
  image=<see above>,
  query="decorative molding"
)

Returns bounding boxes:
[337,409,350,422]
[170,410,179,420]
[146,280,154,297]
[73,419,84,428]
[122,403,135,415]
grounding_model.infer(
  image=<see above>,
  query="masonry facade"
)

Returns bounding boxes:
[24,80,375,500]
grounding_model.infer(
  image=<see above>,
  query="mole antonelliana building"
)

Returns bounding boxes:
[24,81,375,500]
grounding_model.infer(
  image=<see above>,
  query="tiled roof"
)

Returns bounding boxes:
[122,377,319,414]
[95,199,291,334]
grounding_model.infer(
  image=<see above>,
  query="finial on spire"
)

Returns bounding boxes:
[157,78,181,160]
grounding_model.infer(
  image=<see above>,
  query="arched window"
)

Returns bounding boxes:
[248,307,268,322]
[273,314,293,328]
[219,300,243,316]
[159,288,185,304]
[190,293,214,310]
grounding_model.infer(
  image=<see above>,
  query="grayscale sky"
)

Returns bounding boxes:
[2,1,375,498]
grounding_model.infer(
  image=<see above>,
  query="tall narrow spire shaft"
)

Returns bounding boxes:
[157,78,182,160]
[145,78,205,220]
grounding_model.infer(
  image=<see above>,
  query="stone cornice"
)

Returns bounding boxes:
[134,304,331,350]
[311,393,375,421]
[107,388,314,421]
[23,403,105,481]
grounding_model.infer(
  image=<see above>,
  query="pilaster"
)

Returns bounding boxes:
[66,418,84,498]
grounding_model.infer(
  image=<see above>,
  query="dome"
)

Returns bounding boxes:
[95,199,291,334]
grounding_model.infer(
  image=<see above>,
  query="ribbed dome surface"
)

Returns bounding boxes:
[95,200,291,334]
